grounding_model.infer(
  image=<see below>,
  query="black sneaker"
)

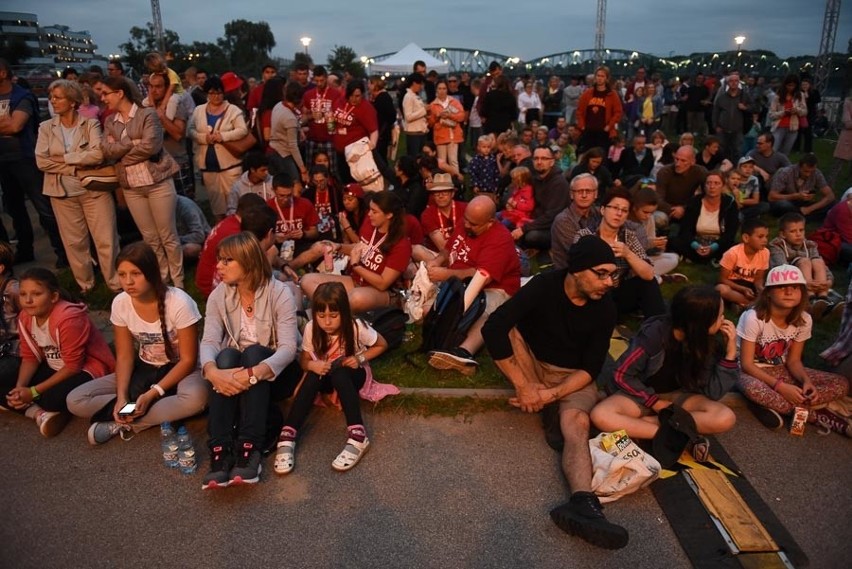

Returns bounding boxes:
[746,400,784,430]
[202,444,234,490]
[427,347,477,376]
[229,441,262,485]
[550,491,629,550]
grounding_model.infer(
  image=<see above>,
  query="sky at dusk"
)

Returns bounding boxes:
[9,0,851,64]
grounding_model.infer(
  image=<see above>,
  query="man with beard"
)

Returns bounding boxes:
[482,235,628,550]
[511,146,572,251]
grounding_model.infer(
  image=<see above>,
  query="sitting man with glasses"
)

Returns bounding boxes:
[550,173,602,270]
[482,235,629,550]
[510,146,572,252]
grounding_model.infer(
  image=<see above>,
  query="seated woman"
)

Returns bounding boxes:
[591,286,738,459]
[576,188,666,317]
[200,232,299,489]
[67,242,207,444]
[671,170,740,264]
[300,191,412,313]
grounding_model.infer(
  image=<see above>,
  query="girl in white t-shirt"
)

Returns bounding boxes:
[68,242,207,445]
[737,265,849,433]
[275,282,388,474]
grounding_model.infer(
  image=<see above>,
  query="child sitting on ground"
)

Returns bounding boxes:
[768,212,843,319]
[468,134,500,200]
[716,217,770,310]
[737,264,850,435]
[275,282,389,474]
[144,51,184,120]
[497,166,535,231]
[732,157,769,219]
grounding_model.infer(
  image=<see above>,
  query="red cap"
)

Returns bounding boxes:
[221,71,244,93]
[344,183,365,198]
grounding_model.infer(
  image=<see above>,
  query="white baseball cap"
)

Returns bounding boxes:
[765,264,806,287]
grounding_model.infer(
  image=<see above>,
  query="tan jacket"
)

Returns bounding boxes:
[35,114,104,197]
[402,89,429,134]
[102,105,173,187]
[188,102,248,171]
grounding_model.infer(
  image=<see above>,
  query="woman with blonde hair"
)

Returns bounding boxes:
[200,231,299,489]
[36,79,120,293]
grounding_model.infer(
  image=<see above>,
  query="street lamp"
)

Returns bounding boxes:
[300,36,312,55]
[734,35,746,54]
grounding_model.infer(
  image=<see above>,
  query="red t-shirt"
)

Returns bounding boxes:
[247,84,264,112]
[267,196,320,236]
[302,85,342,143]
[332,99,378,152]
[446,222,521,295]
[352,223,412,287]
[196,215,242,297]
[420,201,467,251]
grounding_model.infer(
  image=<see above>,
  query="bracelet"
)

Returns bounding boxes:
[343,225,352,231]
[150,384,166,397]
[30,386,40,401]
[356,353,367,366]
[771,379,782,392]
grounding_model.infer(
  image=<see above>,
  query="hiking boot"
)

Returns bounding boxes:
[202,444,234,490]
[811,408,852,437]
[36,410,70,438]
[428,347,477,376]
[541,403,564,453]
[87,421,131,445]
[229,441,262,485]
[746,400,784,430]
[550,491,629,549]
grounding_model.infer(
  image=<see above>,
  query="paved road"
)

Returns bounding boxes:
[2,403,849,569]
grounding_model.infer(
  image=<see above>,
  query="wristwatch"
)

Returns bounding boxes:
[356,353,367,366]
[247,367,258,385]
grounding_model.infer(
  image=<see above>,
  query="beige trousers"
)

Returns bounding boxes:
[123,179,184,288]
[203,168,242,217]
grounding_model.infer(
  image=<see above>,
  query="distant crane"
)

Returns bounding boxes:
[150,0,165,53]
[595,0,607,66]
[814,0,841,95]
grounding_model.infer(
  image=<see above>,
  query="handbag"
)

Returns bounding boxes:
[589,431,661,503]
[147,150,180,181]
[77,164,120,192]
[221,131,258,157]
[344,137,383,192]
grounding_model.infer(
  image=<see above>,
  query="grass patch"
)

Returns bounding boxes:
[371,393,511,419]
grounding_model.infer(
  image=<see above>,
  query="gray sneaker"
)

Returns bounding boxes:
[87,421,130,445]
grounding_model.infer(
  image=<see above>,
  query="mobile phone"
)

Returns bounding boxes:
[118,402,137,416]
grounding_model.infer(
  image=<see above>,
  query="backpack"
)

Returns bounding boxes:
[420,277,487,353]
[356,307,408,351]
[808,228,842,267]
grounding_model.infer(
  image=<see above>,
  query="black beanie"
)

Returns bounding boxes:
[567,235,616,273]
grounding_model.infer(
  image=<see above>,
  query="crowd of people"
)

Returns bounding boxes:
[0,53,851,551]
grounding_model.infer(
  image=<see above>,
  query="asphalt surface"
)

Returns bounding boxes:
[2,402,850,569]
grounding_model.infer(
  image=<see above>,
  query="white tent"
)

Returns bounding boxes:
[370,43,449,74]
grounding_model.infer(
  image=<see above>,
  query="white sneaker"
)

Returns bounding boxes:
[36,411,70,438]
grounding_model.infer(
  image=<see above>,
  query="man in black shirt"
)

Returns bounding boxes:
[482,235,628,549]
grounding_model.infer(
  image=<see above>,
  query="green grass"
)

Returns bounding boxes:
[64,136,850,397]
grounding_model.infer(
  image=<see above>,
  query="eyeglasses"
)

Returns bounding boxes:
[100,90,118,97]
[48,96,67,102]
[590,268,616,281]
[533,156,554,161]
[604,205,630,214]
[217,256,235,265]
[571,189,596,195]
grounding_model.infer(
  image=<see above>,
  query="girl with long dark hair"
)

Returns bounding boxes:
[274,282,389,474]
[67,242,206,445]
[591,286,738,458]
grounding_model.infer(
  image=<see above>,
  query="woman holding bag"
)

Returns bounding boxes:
[35,79,120,294]
[428,79,465,180]
[101,76,184,289]
[189,76,250,220]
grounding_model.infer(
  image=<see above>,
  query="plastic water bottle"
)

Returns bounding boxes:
[176,425,197,475]
[160,422,179,468]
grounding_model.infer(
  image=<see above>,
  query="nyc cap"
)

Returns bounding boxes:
[765,264,805,287]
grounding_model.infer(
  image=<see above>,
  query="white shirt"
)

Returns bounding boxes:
[31,317,63,371]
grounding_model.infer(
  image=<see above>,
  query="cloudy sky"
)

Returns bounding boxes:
[10,0,851,63]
